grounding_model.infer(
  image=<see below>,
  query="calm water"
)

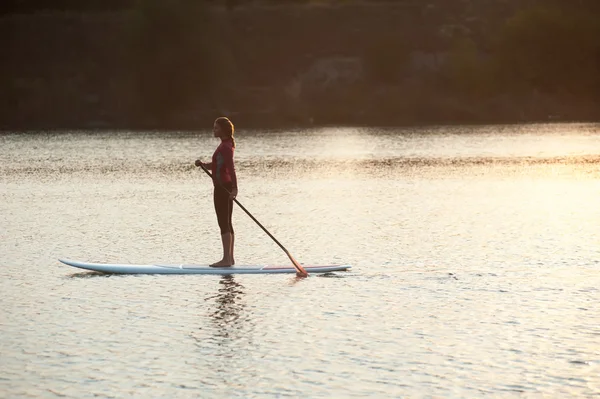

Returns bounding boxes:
[2,123,600,398]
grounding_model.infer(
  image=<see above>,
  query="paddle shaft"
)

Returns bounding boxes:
[198,164,308,277]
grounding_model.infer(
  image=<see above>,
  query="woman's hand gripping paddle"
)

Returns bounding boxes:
[198,163,309,277]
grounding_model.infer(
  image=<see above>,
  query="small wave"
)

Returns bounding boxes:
[3,155,600,178]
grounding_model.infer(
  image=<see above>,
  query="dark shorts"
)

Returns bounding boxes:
[213,183,234,234]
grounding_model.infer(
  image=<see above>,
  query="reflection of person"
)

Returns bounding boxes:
[210,276,245,338]
[195,117,238,267]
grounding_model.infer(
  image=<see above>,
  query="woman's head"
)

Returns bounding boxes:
[213,117,235,148]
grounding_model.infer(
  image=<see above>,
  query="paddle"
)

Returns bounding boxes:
[198,163,309,278]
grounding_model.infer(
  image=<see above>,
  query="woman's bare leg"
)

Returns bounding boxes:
[210,233,233,267]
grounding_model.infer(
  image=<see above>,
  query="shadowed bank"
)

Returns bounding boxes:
[1,0,600,130]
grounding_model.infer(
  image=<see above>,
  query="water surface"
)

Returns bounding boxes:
[1,123,600,397]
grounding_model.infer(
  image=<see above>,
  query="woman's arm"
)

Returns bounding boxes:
[222,147,237,199]
[195,159,212,169]
[223,147,237,190]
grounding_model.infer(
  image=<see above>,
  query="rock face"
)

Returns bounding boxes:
[1,1,599,129]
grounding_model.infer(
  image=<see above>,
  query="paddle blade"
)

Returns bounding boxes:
[288,252,308,277]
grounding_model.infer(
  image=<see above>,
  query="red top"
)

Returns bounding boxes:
[211,139,237,188]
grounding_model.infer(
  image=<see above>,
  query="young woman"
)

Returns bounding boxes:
[195,117,238,267]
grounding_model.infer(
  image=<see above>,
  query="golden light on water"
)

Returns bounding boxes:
[2,124,600,398]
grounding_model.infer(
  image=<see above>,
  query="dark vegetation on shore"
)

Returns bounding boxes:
[1,0,599,130]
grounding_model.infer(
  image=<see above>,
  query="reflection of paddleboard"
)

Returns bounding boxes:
[59,259,351,275]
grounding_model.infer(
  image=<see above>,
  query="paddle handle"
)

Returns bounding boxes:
[197,163,308,277]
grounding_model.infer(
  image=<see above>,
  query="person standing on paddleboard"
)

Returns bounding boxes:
[195,117,238,267]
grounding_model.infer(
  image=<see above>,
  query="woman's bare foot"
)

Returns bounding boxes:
[210,259,233,267]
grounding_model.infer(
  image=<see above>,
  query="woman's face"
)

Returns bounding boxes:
[213,122,222,138]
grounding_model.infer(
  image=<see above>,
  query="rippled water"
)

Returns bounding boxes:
[2,123,600,398]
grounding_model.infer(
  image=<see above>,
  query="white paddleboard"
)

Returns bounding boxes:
[59,259,351,275]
